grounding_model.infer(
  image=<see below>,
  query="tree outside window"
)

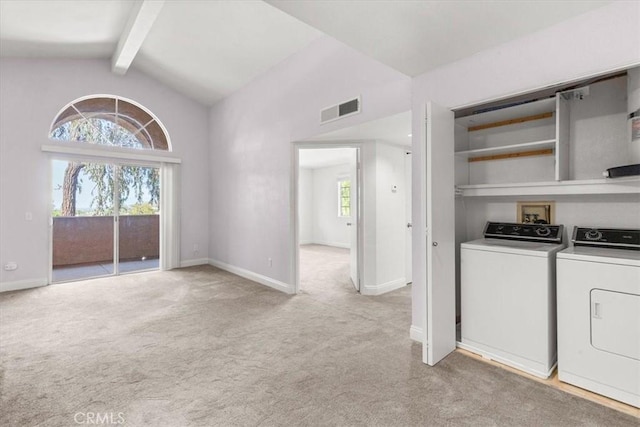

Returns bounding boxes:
[49,96,166,217]
[338,179,351,217]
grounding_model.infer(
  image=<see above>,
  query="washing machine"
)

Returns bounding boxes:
[460,221,566,378]
[557,227,640,408]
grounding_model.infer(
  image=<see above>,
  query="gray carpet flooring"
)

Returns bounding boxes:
[0,245,637,426]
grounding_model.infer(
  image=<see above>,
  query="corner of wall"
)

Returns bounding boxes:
[208,258,295,295]
[361,278,408,296]
[410,324,423,343]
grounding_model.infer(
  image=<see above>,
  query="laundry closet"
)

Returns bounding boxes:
[451,66,640,408]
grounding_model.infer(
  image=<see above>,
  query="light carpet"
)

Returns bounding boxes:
[0,248,636,426]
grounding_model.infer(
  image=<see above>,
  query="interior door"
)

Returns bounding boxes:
[405,151,412,284]
[349,149,360,291]
[423,102,456,365]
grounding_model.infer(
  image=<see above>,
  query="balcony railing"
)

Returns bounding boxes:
[52,215,159,267]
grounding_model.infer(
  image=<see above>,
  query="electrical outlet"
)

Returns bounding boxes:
[4,262,17,271]
[193,244,199,255]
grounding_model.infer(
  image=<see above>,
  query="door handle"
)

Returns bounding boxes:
[407,222,412,228]
[592,302,602,319]
[432,242,438,247]
[346,222,352,226]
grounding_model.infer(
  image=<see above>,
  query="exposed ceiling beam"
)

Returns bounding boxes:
[111,0,165,75]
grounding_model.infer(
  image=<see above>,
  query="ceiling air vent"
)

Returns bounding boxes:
[320,96,361,124]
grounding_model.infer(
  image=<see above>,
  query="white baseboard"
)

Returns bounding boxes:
[410,325,423,343]
[361,277,407,296]
[180,258,210,268]
[208,259,294,294]
[0,278,48,293]
[307,241,350,249]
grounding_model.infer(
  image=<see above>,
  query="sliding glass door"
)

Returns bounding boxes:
[51,160,115,282]
[51,160,160,283]
[117,165,160,274]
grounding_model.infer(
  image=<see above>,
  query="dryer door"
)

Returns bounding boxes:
[591,289,640,361]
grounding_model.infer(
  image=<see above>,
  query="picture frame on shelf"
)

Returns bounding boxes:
[517,201,555,224]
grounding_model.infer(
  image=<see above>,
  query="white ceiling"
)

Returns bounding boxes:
[0,0,322,105]
[299,147,356,169]
[133,1,322,105]
[0,0,611,105]
[266,0,611,76]
[0,0,134,57]
[307,111,411,147]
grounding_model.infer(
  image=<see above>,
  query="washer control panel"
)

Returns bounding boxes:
[572,227,640,250]
[483,222,563,243]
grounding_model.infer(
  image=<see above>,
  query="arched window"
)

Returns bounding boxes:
[49,95,170,151]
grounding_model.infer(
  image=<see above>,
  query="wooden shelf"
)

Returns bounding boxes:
[468,112,553,132]
[456,97,556,129]
[455,139,556,160]
[457,177,640,197]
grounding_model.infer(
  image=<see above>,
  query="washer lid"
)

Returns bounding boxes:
[558,246,640,266]
[461,238,567,257]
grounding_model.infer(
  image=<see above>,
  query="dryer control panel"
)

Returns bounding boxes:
[483,222,563,243]
[572,227,640,250]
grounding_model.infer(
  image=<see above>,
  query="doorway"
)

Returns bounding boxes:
[294,146,361,294]
[50,159,160,282]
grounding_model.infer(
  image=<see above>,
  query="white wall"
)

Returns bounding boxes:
[209,35,411,291]
[298,167,314,244]
[371,143,407,292]
[310,164,351,248]
[410,2,640,335]
[0,59,210,290]
[298,163,352,248]
[463,195,640,245]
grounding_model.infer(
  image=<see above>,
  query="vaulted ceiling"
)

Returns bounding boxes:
[267,0,611,77]
[0,0,611,106]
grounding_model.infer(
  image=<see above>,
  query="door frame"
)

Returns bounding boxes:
[48,154,170,283]
[291,141,363,294]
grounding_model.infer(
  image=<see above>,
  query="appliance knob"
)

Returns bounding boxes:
[535,226,551,237]
[585,229,602,240]
[497,225,504,230]
[512,226,520,231]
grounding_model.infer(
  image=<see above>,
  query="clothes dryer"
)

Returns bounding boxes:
[557,227,640,408]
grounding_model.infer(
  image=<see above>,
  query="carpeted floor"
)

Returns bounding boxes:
[300,244,356,296]
[0,251,637,426]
